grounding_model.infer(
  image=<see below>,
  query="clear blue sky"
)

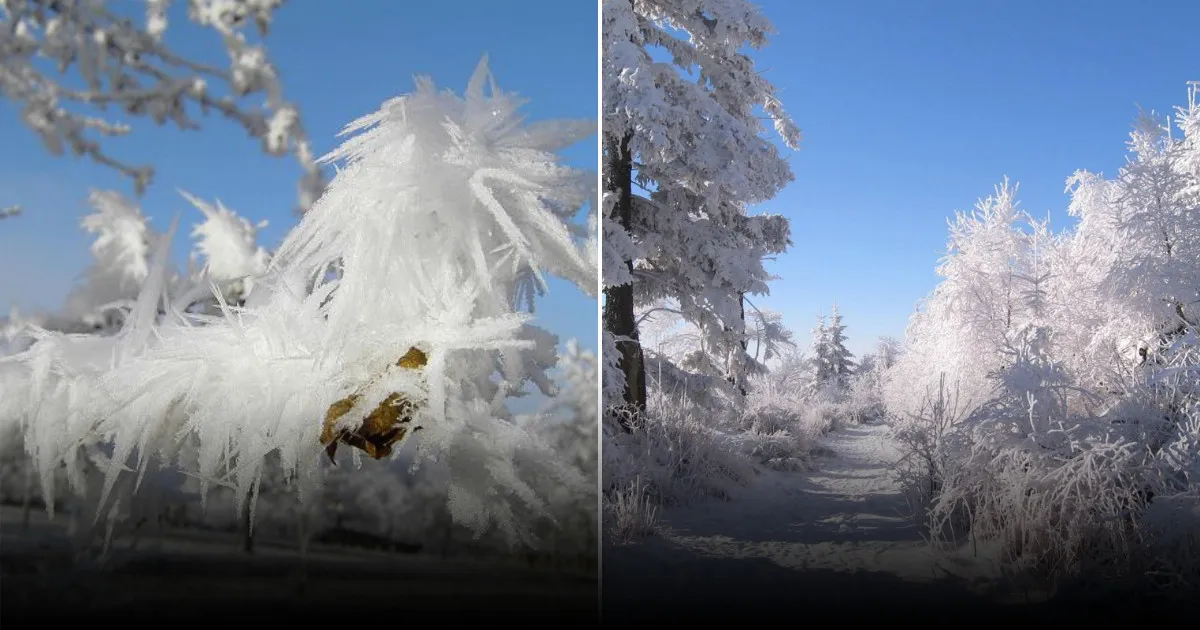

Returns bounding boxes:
[744,0,1199,358]
[0,0,598,370]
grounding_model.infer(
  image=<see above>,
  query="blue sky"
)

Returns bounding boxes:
[0,0,598,373]
[741,0,1199,358]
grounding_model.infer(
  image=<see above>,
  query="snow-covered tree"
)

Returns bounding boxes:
[601,0,801,421]
[885,179,1036,419]
[807,306,854,393]
[871,336,902,371]
[1064,104,1200,372]
[809,315,830,384]
[0,0,323,212]
[744,304,795,376]
[882,84,1200,587]
[824,305,854,385]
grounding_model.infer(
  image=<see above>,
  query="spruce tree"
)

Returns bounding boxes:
[826,304,856,388]
[601,0,800,416]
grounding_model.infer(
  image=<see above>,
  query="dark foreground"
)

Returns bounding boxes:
[2,538,596,622]
[603,540,1197,623]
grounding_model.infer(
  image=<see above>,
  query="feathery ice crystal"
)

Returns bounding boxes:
[0,57,598,547]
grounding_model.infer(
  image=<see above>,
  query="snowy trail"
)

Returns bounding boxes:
[604,421,1028,621]
[653,421,945,580]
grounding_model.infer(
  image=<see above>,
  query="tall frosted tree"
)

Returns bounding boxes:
[809,315,830,385]
[825,304,855,386]
[886,180,1036,416]
[808,306,854,391]
[601,0,800,422]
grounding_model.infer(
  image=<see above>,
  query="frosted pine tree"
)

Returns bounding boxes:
[809,315,831,387]
[806,307,855,394]
[825,304,856,387]
[602,0,801,421]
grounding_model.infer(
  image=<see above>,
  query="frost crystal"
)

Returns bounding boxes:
[1,57,597,548]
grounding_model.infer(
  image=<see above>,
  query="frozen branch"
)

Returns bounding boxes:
[0,0,324,212]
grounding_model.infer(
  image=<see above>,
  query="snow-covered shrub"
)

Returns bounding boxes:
[732,374,820,470]
[845,360,888,425]
[734,428,813,473]
[602,305,838,508]
[888,372,971,514]
[798,399,843,438]
[1136,326,1200,595]
[604,388,754,509]
[928,342,1153,577]
[738,399,794,435]
[604,475,658,544]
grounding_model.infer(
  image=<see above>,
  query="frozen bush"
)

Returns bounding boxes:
[604,476,659,544]
[604,390,755,508]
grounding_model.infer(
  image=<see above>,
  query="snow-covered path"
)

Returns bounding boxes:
[603,421,1042,622]
[649,421,947,580]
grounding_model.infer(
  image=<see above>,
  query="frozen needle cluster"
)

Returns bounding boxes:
[0,58,598,547]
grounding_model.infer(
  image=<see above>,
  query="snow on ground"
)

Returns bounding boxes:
[603,421,1108,622]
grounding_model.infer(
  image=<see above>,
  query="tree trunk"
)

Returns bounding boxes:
[737,294,748,397]
[724,293,748,397]
[602,131,646,430]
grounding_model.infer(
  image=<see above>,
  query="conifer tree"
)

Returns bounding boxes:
[809,305,855,391]
[601,0,800,420]
[826,304,856,387]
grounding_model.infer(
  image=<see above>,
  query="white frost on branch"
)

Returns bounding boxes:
[62,190,163,328]
[0,0,324,212]
[0,57,598,548]
[182,190,269,304]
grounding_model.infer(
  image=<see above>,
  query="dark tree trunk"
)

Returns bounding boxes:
[602,132,645,430]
